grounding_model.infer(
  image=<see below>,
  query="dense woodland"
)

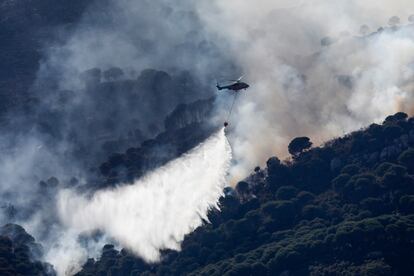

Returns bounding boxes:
[2,110,414,275]
[0,224,52,275]
[70,111,414,276]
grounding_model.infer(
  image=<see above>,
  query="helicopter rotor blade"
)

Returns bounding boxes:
[226,76,244,82]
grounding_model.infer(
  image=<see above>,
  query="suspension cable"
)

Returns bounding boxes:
[227,92,239,122]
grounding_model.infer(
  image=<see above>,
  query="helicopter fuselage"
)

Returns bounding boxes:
[217,81,249,92]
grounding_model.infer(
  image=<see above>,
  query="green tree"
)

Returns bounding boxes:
[398,148,414,173]
[288,137,312,157]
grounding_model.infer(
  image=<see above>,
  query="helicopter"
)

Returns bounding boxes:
[216,76,250,127]
[216,76,250,92]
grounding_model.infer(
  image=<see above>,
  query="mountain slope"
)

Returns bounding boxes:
[75,112,414,276]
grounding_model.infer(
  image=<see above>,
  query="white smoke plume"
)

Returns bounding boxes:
[51,128,231,275]
[196,0,414,181]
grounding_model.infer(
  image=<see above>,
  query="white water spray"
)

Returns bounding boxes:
[51,128,231,274]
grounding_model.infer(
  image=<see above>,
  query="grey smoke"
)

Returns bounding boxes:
[30,0,237,169]
[196,0,414,181]
[0,0,413,275]
[1,0,236,273]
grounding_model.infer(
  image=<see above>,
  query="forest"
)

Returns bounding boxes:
[72,112,414,276]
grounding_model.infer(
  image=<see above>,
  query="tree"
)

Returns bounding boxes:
[103,67,124,81]
[266,157,290,189]
[276,186,298,200]
[398,148,414,173]
[266,156,281,172]
[399,195,414,213]
[409,15,414,23]
[288,137,312,157]
[388,16,400,27]
[80,68,101,86]
[382,164,407,190]
[236,181,249,198]
[384,112,407,124]
[382,125,403,141]
[332,173,351,192]
[302,204,325,220]
[360,260,392,276]
[261,200,295,225]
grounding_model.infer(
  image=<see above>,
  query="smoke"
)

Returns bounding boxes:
[2,1,235,274]
[49,128,231,274]
[28,0,237,169]
[36,0,233,91]
[0,0,413,274]
[195,0,414,180]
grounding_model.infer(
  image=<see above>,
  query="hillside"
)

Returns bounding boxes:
[2,109,414,276]
[70,112,414,276]
[0,103,413,276]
